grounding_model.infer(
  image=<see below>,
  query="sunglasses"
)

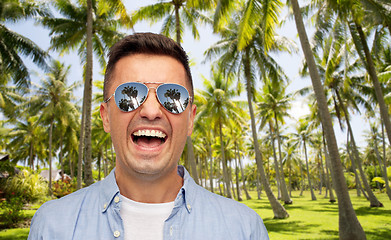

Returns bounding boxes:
[104,82,192,114]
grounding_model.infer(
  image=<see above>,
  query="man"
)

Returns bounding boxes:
[28,33,269,240]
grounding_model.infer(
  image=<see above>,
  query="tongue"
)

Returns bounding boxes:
[137,136,162,148]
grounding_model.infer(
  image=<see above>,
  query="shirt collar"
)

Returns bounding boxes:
[99,166,197,213]
[100,169,120,213]
[176,166,197,214]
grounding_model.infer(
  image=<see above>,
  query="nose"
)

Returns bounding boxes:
[138,90,163,120]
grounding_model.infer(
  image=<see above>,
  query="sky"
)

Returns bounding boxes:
[5,0,371,149]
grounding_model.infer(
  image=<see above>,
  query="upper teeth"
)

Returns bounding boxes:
[133,129,166,138]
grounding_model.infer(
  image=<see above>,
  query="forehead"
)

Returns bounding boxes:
[110,54,188,91]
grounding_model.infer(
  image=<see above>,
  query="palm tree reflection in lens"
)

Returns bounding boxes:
[162,88,189,114]
[114,83,189,114]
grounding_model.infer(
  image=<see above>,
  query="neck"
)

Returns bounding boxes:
[115,166,183,203]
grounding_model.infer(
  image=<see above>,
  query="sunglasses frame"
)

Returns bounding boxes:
[104,82,192,114]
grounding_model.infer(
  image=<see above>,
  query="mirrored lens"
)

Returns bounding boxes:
[114,82,148,112]
[156,84,190,114]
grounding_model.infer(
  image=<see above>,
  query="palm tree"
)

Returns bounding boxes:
[41,0,127,187]
[291,117,317,201]
[8,115,46,170]
[365,122,391,200]
[131,0,215,44]
[28,60,79,193]
[205,6,290,218]
[192,97,216,192]
[310,0,391,156]
[196,69,245,198]
[289,0,366,238]
[93,80,115,178]
[298,85,341,202]
[0,0,49,87]
[342,1,391,152]
[228,118,252,200]
[255,78,292,204]
[301,19,383,207]
[360,0,391,34]
[284,138,301,197]
[0,74,24,119]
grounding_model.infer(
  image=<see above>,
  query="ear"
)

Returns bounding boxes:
[187,104,197,136]
[100,103,111,133]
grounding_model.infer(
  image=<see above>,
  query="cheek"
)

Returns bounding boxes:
[109,113,130,139]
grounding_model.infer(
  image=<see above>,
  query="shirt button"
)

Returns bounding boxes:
[114,196,120,203]
[170,226,173,236]
[187,204,192,211]
[114,230,120,238]
[103,203,107,209]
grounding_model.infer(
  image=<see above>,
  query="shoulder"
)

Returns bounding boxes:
[36,181,102,216]
[191,185,268,239]
[28,181,103,239]
[195,185,259,219]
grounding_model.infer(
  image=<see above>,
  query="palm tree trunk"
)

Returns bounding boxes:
[83,0,94,186]
[256,173,262,200]
[269,122,282,199]
[48,120,53,195]
[381,122,391,200]
[336,90,382,207]
[288,161,292,197]
[217,159,223,195]
[352,20,391,148]
[323,141,336,203]
[347,145,369,200]
[290,0,365,238]
[208,145,214,193]
[238,149,251,200]
[303,140,317,200]
[318,150,324,195]
[299,161,304,196]
[198,157,203,188]
[186,136,200,184]
[77,88,86,189]
[29,144,34,171]
[70,151,74,179]
[219,121,232,198]
[244,49,288,219]
[174,4,181,44]
[374,135,391,200]
[346,132,363,197]
[230,165,236,200]
[274,115,292,204]
[59,134,64,173]
[234,148,242,201]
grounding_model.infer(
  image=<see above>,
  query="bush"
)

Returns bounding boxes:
[371,177,385,189]
[344,172,356,189]
[2,170,48,203]
[53,178,77,198]
[0,197,24,228]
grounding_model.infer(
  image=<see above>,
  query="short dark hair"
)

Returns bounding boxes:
[104,32,193,100]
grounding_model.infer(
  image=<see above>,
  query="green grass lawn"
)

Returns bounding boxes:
[242,190,391,240]
[0,190,390,239]
[0,228,30,240]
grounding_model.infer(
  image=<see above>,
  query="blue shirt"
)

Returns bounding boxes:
[28,166,269,239]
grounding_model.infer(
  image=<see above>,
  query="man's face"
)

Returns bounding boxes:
[100,54,196,181]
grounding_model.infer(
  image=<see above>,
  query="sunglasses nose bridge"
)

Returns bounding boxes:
[137,86,165,119]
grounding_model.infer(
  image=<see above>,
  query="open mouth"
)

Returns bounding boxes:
[132,129,167,148]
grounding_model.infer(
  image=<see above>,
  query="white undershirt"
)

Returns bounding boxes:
[120,195,175,240]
